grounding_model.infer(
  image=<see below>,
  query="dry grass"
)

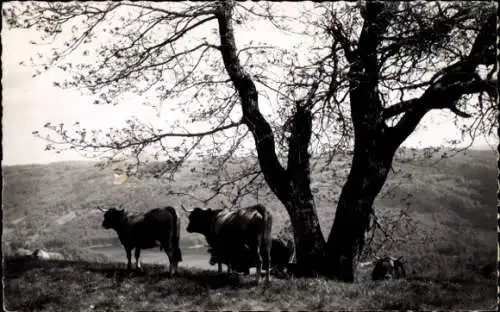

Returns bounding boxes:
[3,256,496,311]
[2,148,497,310]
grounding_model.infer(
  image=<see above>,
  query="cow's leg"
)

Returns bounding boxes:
[263,211,273,283]
[249,241,262,284]
[215,247,225,274]
[162,233,180,276]
[165,247,177,275]
[126,248,132,271]
[135,248,142,271]
[172,257,178,275]
[264,241,271,283]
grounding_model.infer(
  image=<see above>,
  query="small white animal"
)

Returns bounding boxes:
[14,248,33,257]
[32,249,64,261]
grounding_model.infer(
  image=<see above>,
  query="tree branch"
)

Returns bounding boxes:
[121,2,216,18]
[384,76,497,120]
[93,42,220,88]
[327,18,356,63]
[378,5,475,67]
[383,10,497,148]
[382,99,420,119]
[41,120,243,150]
[357,1,391,87]
[286,64,322,181]
[347,2,393,132]
[286,104,313,187]
[385,76,496,147]
[467,12,496,66]
[216,0,289,199]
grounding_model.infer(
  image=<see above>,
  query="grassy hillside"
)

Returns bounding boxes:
[2,148,496,310]
[4,258,496,311]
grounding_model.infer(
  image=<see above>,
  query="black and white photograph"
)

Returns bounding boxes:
[2,1,497,310]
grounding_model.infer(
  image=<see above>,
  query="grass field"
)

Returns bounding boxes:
[2,148,497,310]
[4,257,495,311]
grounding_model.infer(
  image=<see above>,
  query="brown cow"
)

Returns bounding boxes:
[183,204,272,283]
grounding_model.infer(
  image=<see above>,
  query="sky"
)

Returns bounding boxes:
[1,4,497,166]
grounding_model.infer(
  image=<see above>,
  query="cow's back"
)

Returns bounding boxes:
[143,207,176,225]
[214,205,268,238]
[127,207,177,247]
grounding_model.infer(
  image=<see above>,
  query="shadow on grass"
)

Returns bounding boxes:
[3,256,47,279]
[4,255,496,311]
[4,256,259,290]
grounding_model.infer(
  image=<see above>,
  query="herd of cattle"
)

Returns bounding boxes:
[14,203,406,283]
[97,203,406,282]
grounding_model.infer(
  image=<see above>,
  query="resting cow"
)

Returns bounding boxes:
[33,249,64,261]
[371,256,406,280]
[100,205,182,275]
[14,248,33,258]
[182,204,272,283]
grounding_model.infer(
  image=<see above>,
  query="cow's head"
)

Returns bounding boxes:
[101,207,126,229]
[207,248,218,265]
[33,249,49,260]
[379,257,395,279]
[182,205,214,235]
[392,256,406,278]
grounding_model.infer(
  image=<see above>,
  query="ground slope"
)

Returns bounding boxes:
[2,148,496,310]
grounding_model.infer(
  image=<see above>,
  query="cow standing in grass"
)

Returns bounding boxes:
[182,204,272,283]
[100,205,182,275]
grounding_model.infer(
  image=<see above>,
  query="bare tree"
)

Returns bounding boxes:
[4,1,496,280]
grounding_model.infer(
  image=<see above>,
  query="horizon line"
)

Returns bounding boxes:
[1,145,496,167]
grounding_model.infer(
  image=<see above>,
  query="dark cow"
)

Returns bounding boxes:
[207,237,295,277]
[182,204,272,283]
[270,237,295,274]
[371,256,406,280]
[208,244,252,274]
[100,206,182,275]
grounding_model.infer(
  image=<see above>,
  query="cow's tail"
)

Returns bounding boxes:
[168,206,183,263]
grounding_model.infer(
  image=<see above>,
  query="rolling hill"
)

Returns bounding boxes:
[2,149,496,260]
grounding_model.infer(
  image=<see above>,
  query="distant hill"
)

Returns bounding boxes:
[2,149,496,263]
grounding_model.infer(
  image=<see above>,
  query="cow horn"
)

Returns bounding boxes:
[96,206,106,212]
[181,204,193,213]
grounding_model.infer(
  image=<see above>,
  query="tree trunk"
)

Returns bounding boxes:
[283,103,327,276]
[284,185,326,276]
[216,1,326,276]
[324,139,396,281]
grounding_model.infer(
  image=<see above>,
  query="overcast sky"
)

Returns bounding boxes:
[1,6,496,166]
